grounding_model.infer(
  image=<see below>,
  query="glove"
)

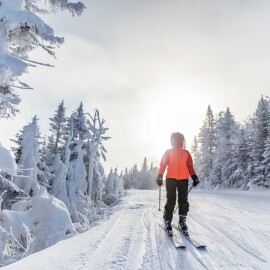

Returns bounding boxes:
[156,174,163,186]
[191,174,199,187]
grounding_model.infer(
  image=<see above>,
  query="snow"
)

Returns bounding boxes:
[13,118,41,196]
[0,142,17,176]
[49,154,69,208]
[1,192,76,263]
[3,189,270,270]
[0,0,85,118]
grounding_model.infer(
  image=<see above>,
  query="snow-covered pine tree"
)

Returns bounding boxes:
[210,108,239,188]
[197,105,216,187]
[86,109,109,198]
[61,104,89,220]
[71,102,89,142]
[248,96,270,188]
[131,164,139,189]
[92,159,106,203]
[47,100,68,159]
[106,169,115,196]
[91,139,108,202]
[139,157,149,189]
[120,159,158,190]
[14,116,48,196]
[45,134,55,164]
[0,56,21,118]
[63,117,73,168]
[48,153,69,208]
[105,168,124,198]
[0,0,85,118]
[10,130,23,164]
[66,140,87,221]
[191,136,200,170]
[138,157,157,189]
[0,2,87,264]
[123,167,130,189]
[149,162,158,188]
[37,136,51,190]
[142,157,148,172]
[102,168,116,205]
[262,121,270,188]
[60,117,79,220]
[113,168,124,198]
[229,128,250,188]
[13,116,42,196]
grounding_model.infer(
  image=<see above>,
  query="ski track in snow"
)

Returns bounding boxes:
[3,189,270,270]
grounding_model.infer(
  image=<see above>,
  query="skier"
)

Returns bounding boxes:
[156,132,199,236]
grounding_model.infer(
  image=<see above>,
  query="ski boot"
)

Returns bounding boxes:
[164,221,173,236]
[178,215,189,236]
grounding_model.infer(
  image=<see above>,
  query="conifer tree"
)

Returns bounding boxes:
[210,108,238,188]
[71,102,89,142]
[229,128,250,188]
[13,116,42,196]
[191,136,200,169]
[86,109,109,198]
[48,100,68,157]
[248,96,270,188]
[10,130,23,164]
[141,157,148,171]
[197,105,216,186]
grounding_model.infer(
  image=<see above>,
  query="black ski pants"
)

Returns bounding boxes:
[163,178,189,222]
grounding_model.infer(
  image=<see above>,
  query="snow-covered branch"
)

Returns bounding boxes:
[0,0,85,118]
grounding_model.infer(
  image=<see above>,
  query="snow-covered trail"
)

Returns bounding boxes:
[3,189,270,270]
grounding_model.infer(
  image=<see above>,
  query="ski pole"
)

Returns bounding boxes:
[158,186,161,211]
[188,185,193,193]
[174,184,194,213]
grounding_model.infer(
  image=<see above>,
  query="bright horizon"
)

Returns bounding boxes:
[1,0,270,172]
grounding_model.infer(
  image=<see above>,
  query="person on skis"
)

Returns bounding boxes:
[156,132,199,236]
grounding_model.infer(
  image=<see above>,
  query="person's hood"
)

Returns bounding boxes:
[170,132,185,149]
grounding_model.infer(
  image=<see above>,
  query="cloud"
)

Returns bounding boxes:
[2,0,270,171]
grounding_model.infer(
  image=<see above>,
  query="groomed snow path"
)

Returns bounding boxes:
[3,189,270,270]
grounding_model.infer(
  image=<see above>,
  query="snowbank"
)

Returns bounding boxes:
[0,142,17,176]
[0,192,77,266]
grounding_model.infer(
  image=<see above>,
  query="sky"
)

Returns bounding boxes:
[1,0,270,172]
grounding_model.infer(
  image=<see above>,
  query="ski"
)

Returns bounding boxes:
[159,224,186,248]
[172,224,206,249]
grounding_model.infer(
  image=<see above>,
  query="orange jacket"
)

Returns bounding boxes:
[158,132,195,180]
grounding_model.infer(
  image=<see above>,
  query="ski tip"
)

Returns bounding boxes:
[196,245,207,249]
[177,245,186,249]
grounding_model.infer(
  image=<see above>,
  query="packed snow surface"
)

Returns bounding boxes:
[3,189,270,270]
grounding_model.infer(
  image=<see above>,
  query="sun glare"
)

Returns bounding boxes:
[140,81,207,163]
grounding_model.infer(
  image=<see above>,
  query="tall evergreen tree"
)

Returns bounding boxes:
[141,157,148,172]
[262,125,270,188]
[139,157,150,189]
[229,128,250,188]
[191,136,200,170]
[194,99,270,190]
[86,109,109,198]
[48,100,68,158]
[13,116,42,196]
[210,108,238,188]
[123,167,130,189]
[10,130,23,164]
[131,165,139,189]
[71,102,89,142]
[248,97,270,188]
[197,105,216,186]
